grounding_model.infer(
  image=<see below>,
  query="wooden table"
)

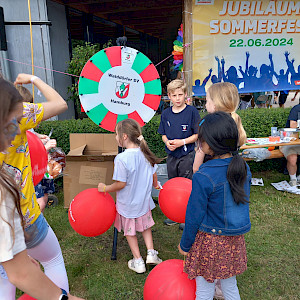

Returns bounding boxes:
[240,138,300,150]
[240,138,300,160]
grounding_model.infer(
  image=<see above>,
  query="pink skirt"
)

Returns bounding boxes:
[114,210,155,236]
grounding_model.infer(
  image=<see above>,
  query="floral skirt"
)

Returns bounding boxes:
[114,210,155,236]
[184,231,247,283]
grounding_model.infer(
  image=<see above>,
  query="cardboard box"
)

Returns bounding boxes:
[63,133,118,208]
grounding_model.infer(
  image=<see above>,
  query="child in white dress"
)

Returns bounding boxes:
[98,119,162,273]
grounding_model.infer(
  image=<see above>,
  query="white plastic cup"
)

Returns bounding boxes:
[271,127,278,136]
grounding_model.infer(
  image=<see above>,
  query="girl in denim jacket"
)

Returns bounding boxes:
[179,112,251,300]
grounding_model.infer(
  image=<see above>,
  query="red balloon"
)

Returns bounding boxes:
[158,177,192,223]
[26,131,48,186]
[18,294,36,300]
[68,188,116,237]
[144,259,196,300]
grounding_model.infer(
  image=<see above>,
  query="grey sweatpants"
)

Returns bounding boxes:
[166,150,195,180]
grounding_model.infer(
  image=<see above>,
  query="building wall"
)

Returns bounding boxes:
[0,0,74,120]
[47,0,74,119]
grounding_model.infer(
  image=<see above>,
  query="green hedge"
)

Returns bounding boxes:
[35,118,110,154]
[238,107,290,137]
[36,108,291,172]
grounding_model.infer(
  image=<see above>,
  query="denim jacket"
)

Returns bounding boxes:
[180,157,251,252]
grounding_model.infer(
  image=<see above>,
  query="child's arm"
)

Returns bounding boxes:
[193,149,205,173]
[180,173,210,253]
[2,250,84,300]
[98,181,126,193]
[153,172,158,188]
[34,132,48,140]
[153,172,163,190]
[14,73,68,121]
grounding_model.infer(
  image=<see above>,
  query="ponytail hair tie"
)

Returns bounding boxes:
[232,150,239,156]
[199,119,205,127]
[137,135,144,141]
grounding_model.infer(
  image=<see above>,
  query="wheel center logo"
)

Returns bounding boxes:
[115,81,130,99]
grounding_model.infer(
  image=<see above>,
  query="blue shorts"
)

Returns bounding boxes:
[0,265,8,279]
[25,213,49,249]
[35,178,55,198]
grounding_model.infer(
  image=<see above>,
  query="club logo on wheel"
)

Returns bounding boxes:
[115,81,130,99]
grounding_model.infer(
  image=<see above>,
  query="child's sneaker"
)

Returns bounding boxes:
[128,258,146,274]
[146,250,162,265]
[289,179,297,187]
[164,218,178,226]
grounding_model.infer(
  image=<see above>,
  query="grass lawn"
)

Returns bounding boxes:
[18,170,299,299]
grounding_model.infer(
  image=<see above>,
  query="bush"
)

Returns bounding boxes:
[238,107,290,138]
[36,108,292,171]
[142,115,166,159]
[36,118,110,154]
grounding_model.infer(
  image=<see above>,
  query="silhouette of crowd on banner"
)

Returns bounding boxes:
[193,51,300,96]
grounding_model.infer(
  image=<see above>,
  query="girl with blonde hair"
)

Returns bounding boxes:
[193,82,247,173]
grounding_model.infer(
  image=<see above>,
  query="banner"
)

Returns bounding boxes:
[192,0,300,96]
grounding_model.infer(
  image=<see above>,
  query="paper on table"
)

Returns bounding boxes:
[245,137,296,145]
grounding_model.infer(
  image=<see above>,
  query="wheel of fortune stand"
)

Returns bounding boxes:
[78,46,162,132]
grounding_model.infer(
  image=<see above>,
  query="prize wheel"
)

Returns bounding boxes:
[78,46,162,132]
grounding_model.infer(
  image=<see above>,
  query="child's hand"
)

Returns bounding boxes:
[98,183,106,193]
[169,139,184,150]
[166,140,176,151]
[166,140,179,151]
[14,73,35,85]
[40,136,50,145]
[154,181,163,190]
[178,244,188,256]
[44,139,56,151]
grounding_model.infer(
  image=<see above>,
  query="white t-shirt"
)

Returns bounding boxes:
[113,148,157,218]
[0,190,26,262]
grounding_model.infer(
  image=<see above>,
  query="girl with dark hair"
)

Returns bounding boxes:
[98,118,163,273]
[178,112,251,300]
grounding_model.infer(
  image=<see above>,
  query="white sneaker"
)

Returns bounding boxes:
[289,179,297,187]
[128,258,146,274]
[146,250,162,265]
[297,175,300,184]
